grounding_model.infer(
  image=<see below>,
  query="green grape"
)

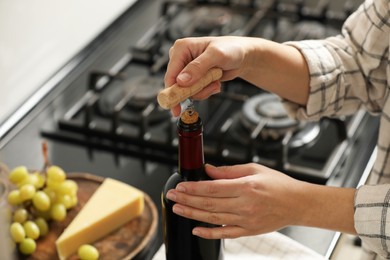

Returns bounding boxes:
[19,184,36,201]
[46,179,61,190]
[10,222,26,243]
[32,191,51,211]
[23,221,40,240]
[19,238,36,255]
[32,172,45,189]
[57,194,72,209]
[34,217,49,237]
[13,208,29,223]
[8,166,29,184]
[7,190,22,205]
[78,244,99,260]
[17,174,39,188]
[70,195,78,208]
[47,165,66,183]
[43,187,57,203]
[57,180,78,196]
[50,203,67,222]
[68,180,78,195]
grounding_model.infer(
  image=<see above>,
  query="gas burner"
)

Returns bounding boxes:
[124,75,163,108]
[241,93,300,139]
[98,74,169,124]
[226,93,321,153]
[168,6,247,39]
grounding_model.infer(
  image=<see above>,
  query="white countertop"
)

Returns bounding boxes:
[153,232,326,260]
[0,0,137,126]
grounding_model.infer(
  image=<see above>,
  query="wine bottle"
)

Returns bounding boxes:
[162,107,224,260]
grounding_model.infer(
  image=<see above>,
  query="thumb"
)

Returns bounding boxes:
[177,54,215,87]
[176,45,220,87]
[205,163,257,180]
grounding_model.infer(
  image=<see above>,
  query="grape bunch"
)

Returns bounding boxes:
[6,165,78,255]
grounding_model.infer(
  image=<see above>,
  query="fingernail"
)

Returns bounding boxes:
[166,191,176,201]
[210,88,221,95]
[193,228,201,236]
[173,205,183,214]
[176,184,186,192]
[178,72,191,82]
[205,163,216,169]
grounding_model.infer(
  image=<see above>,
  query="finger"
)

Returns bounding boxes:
[165,42,189,88]
[169,38,220,87]
[166,189,239,213]
[170,104,181,117]
[192,225,248,239]
[177,57,216,87]
[205,163,258,180]
[175,178,244,198]
[172,203,239,226]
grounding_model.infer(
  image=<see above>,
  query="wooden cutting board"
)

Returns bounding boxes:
[18,173,158,260]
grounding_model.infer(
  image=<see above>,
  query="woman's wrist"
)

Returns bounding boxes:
[292,181,357,234]
[239,37,310,105]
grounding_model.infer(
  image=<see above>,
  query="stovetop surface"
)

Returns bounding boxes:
[0,0,379,258]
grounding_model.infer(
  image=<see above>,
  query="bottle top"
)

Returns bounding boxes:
[180,108,199,124]
[178,106,202,133]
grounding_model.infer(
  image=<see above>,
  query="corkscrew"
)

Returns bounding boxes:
[157,68,223,110]
[180,98,199,124]
[183,98,195,115]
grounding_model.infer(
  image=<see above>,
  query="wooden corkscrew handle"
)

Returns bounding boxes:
[157,68,223,110]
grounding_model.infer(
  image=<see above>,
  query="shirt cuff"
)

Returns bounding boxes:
[354,184,390,258]
[281,40,342,121]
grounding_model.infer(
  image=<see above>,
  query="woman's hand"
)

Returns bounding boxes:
[165,36,252,116]
[166,163,357,239]
[166,163,306,239]
[164,36,310,117]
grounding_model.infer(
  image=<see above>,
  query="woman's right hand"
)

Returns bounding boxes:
[164,36,254,116]
[164,36,310,116]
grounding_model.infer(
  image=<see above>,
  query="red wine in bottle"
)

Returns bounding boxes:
[162,108,224,260]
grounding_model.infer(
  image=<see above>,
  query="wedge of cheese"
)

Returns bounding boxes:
[55,178,144,260]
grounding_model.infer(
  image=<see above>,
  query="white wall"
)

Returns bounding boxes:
[0,0,137,125]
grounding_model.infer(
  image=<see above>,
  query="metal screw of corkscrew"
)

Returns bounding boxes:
[181,98,195,116]
[187,98,195,116]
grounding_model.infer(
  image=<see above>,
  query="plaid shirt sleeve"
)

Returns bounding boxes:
[282,0,390,258]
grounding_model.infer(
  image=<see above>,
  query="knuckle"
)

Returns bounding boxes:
[207,212,221,224]
[246,180,259,190]
[173,38,187,48]
[183,207,193,218]
[247,162,259,171]
[240,205,253,215]
[208,46,225,60]
[220,229,235,239]
[176,193,188,205]
[187,60,203,73]
[202,198,216,211]
[170,38,189,57]
[185,184,197,194]
[168,46,174,57]
[205,183,219,195]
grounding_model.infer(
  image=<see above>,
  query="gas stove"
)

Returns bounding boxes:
[40,0,372,184]
[0,0,379,258]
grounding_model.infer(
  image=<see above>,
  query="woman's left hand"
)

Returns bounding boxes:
[166,163,306,239]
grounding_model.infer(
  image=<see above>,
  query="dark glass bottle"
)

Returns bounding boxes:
[162,108,224,260]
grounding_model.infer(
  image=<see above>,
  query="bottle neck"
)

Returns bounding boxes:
[177,112,205,176]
